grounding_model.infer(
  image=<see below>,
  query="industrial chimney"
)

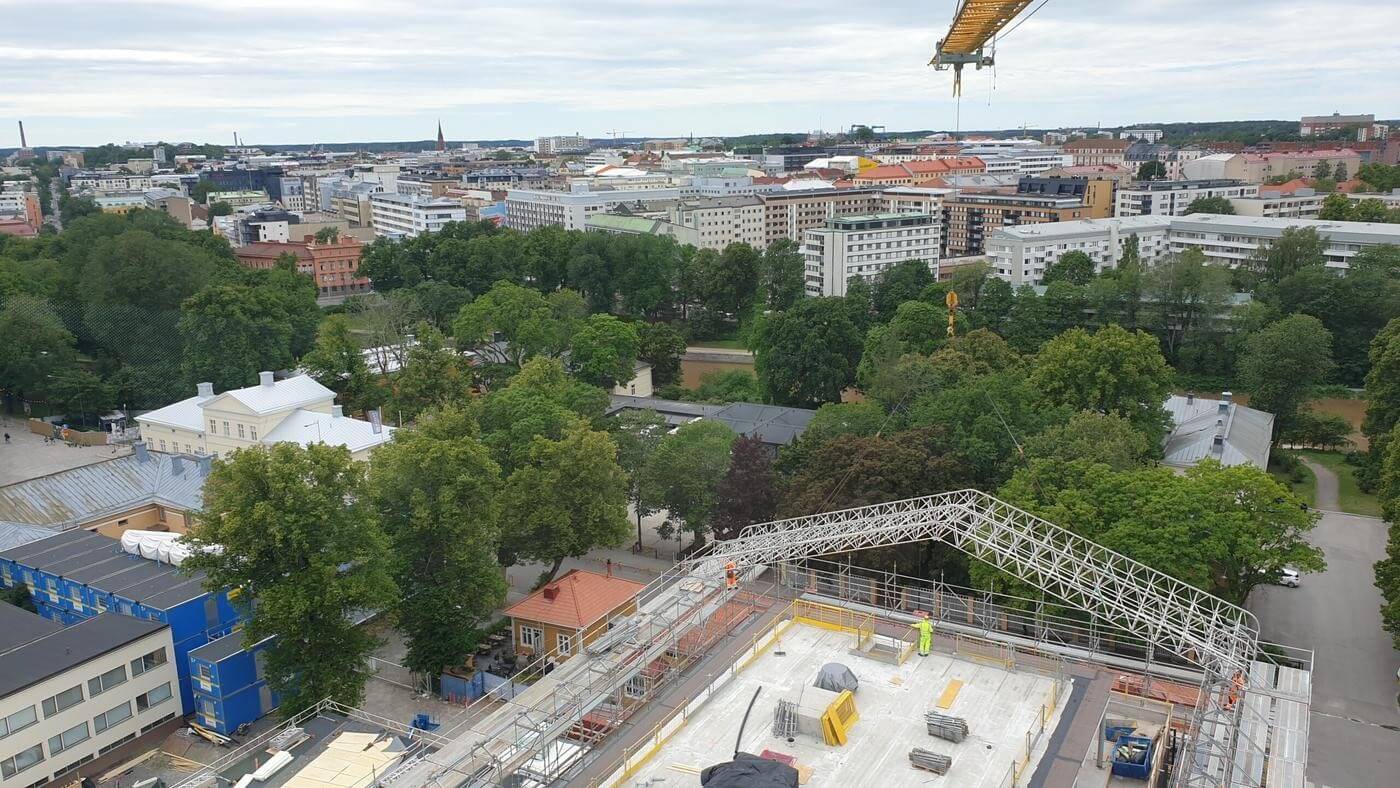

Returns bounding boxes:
[17,120,26,148]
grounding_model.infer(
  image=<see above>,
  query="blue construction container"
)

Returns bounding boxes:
[0,530,247,716]
[1110,734,1156,780]
[189,634,278,734]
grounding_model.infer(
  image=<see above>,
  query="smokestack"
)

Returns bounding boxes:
[17,120,26,148]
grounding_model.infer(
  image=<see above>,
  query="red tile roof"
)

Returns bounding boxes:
[504,569,645,630]
[0,219,38,238]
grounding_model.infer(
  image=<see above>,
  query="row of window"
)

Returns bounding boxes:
[517,625,576,656]
[0,684,170,782]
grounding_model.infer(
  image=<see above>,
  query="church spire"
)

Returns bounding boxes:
[436,120,446,152]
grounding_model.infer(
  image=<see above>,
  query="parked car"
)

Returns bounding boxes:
[1276,566,1301,588]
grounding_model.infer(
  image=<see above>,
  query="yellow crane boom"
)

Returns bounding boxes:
[931,0,1038,94]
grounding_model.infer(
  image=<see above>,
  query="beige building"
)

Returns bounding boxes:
[0,606,180,786]
[136,373,393,462]
[1061,139,1130,167]
[758,188,885,247]
[504,570,644,661]
[666,195,766,250]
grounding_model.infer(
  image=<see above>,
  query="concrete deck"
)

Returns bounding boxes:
[625,620,1068,787]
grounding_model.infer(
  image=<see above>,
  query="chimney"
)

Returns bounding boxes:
[1221,390,1232,405]
[197,381,214,398]
[171,455,184,476]
[1212,434,1225,453]
[196,455,213,476]
[1218,400,1229,416]
[259,371,275,387]
[332,405,344,418]
[1186,392,1195,406]
[542,584,560,601]
[133,442,150,463]
[17,120,26,148]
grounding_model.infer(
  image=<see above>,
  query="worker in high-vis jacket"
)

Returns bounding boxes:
[915,611,933,656]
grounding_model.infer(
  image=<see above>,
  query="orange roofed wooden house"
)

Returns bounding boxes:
[504,569,645,660]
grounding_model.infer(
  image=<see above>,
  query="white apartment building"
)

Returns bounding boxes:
[535,135,590,155]
[0,606,179,786]
[882,186,952,217]
[1168,214,1400,270]
[137,373,393,462]
[666,196,766,251]
[69,173,153,193]
[505,185,685,232]
[1119,129,1164,142]
[988,213,1400,283]
[1115,180,1258,217]
[690,176,768,197]
[369,192,466,237]
[1227,192,1326,219]
[960,147,1073,176]
[987,216,1174,286]
[802,213,940,297]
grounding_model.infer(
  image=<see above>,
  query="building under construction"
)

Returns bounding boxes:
[175,490,1312,788]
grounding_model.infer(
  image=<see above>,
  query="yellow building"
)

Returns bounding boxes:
[136,372,393,462]
[504,569,645,661]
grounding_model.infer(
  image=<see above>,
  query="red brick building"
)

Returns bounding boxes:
[234,236,370,297]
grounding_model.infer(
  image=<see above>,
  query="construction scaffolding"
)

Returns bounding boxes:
[324,489,1308,788]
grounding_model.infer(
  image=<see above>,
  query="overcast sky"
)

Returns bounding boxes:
[3,0,1397,147]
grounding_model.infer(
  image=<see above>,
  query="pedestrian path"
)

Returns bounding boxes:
[1299,457,1340,511]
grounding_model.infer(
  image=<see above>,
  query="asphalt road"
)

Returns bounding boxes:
[1250,480,1400,786]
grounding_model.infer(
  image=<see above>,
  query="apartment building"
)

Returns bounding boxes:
[534,135,591,155]
[882,186,952,217]
[1017,176,1116,218]
[93,194,148,214]
[1119,129,1164,142]
[205,190,269,209]
[69,172,153,193]
[987,215,1174,286]
[136,373,393,461]
[757,188,885,247]
[1061,138,1130,167]
[0,605,179,786]
[1169,214,1400,270]
[959,146,1072,176]
[369,192,466,237]
[663,196,766,250]
[0,188,42,228]
[942,192,1087,257]
[1300,113,1374,136]
[802,213,940,297]
[143,189,193,227]
[1114,180,1258,217]
[851,157,985,187]
[505,185,685,232]
[1227,191,1326,219]
[1183,150,1364,182]
[235,236,370,297]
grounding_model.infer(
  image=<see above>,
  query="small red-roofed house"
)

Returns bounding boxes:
[505,569,646,660]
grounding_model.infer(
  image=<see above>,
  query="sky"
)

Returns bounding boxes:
[2,0,1398,147]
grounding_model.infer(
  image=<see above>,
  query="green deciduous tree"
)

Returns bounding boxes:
[1043,250,1095,286]
[48,368,114,428]
[1375,430,1400,646]
[1186,195,1236,215]
[640,420,736,549]
[183,443,398,716]
[474,357,608,471]
[368,407,505,677]
[994,459,1323,605]
[1247,226,1327,286]
[1142,248,1232,361]
[753,297,863,407]
[607,408,669,545]
[389,324,474,422]
[636,322,687,387]
[1024,411,1153,469]
[871,259,936,322]
[453,281,572,368]
[1136,160,1167,181]
[1317,192,1354,221]
[760,239,806,311]
[498,424,631,579]
[179,284,294,391]
[0,295,75,401]
[302,315,378,415]
[1030,324,1174,438]
[1238,314,1334,442]
[568,314,639,389]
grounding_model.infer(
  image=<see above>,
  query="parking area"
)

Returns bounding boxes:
[0,414,130,486]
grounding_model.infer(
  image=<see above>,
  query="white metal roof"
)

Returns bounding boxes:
[220,374,335,415]
[1163,395,1274,469]
[262,409,395,454]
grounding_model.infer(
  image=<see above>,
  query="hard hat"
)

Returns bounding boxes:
[918,610,929,619]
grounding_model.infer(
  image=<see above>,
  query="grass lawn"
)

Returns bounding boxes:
[1298,450,1383,517]
[688,338,748,350]
[1270,461,1316,508]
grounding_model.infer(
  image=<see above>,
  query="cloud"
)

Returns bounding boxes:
[2,0,1397,145]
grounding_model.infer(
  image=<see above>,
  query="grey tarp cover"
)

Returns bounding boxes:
[813,662,859,693]
[701,753,799,788]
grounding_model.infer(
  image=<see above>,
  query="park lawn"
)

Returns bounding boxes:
[1298,450,1382,517]
[1270,461,1316,508]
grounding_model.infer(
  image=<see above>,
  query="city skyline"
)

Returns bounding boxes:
[3,0,1398,147]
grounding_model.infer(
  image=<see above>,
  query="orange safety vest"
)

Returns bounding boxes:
[724,561,738,589]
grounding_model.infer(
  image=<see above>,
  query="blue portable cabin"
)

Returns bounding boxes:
[189,634,278,734]
[0,529,247,716]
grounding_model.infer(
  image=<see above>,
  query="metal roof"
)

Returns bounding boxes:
[606,396,815,446]
[0,451,207,531]
[1163,395,1274,469]
[0,521,57,552]
[1,530,211,610]
[0,609,168,699]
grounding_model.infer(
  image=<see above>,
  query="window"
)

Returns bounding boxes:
[47,721,90,755]
[130,648,167,677]
[210,419,217,433]
[135,683,172,712]
[159,440,166,452]
[222,421,229,436]
[249,427,257,441]
[556,633,573,656]
[237,424,245,439]
[93,702,132,734]
[518,625,542,652]
[85,664,127,700]
[0,706,37,739]
[41,686,84,718]
[98,732,135,756]
[0,744,43,779]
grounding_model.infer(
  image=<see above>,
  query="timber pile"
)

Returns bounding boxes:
[925,710,969,743]
[908,747,952,774]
